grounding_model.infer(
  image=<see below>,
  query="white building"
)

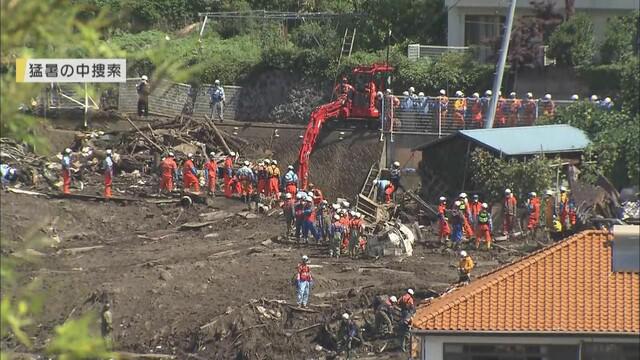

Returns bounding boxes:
[445,0,638,47]
[410,228,640,360]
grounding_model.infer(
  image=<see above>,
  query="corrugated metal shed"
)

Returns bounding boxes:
[415,124,591,156]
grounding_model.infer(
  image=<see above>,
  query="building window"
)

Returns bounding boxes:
[582,343,640,360]
[443,343,578,360]
[464,15,505,46]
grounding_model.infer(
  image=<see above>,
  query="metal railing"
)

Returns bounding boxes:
[388,96,574,136]
[407,44,469,61]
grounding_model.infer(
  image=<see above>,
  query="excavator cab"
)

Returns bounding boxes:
[348,64,394,120]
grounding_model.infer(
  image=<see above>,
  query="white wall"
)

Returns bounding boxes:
[445,0,639,46]
[418,334,640,360]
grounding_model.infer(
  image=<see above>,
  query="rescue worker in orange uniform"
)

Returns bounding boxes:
[507,92,522,127]
[283,165,298,197]
[526,192,541,234]
[541,93,555,118]
[475,203,492,249]
[458,250,475,283]
[348,212,364,258]
[469,194,482,233]
[159,152,178,193]
[268,160,281,199]
[398,289,416,318]
[182,153,200,192]
[237,160,255,204]
[102,149,114,198]
[203,152,218,195]
[329,213,345,258]
[495,91,507,127]
[223,151,235,198]
[458,193,474,239]
[296,255,313,308]
[256,160,268,197]
[522,92,537,125]
[470,92,483,128]
[333,76,355,102]
[452,90,466,128]
[339,209,351,251]
[502,188,517,236]
[559,186,573,231]
[309,183,324,205]
[61,148,73,194]
[543,189,555,230]
[437,196,451,242]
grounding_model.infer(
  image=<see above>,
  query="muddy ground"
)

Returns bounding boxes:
[1,118,540,359]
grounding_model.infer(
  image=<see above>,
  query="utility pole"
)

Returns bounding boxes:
[485,0,517,129]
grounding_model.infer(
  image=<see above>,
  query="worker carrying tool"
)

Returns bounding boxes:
[502,188,517,236]
[204,152,218,195]
[457,250,475,283]
[283,165,298,197]
[61,148,73,194]
[102,149,114,198]
[475,203,492,250]
[223,151,235,198]
[182,153,200,193]
[295,255,313,308]
[159,152,178,194]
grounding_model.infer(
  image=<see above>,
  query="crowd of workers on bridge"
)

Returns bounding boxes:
[388,87,615,129]
[436,187,577,250]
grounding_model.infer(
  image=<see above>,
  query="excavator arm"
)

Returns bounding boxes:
[297,95,346,190]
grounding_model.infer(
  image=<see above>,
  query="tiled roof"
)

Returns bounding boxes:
[412,230,640,334]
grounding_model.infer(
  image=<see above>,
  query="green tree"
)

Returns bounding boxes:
[548,12,596,66]
[600,11,640,64]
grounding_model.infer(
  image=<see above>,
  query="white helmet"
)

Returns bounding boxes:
[168,151,175,157]
[342,313,350,320]
[372,179,379,186]
[504,188,512,194]
[472,92,480,98]
[454,200,461,206]
[390,296,398,303]
[214,79,220,85]
[529,191,537,197]
[455,90,463,97]
[302,255,309,262]
[459,192,467,198]
[497,90,502,96]
[591,94,598,101]
[243,160,249,166]
[209,152,215,157]
[332,203,340,210]
[264,159,271,164]
[509,92,516,97]
[393,161,400,167]
[481,202,488,209]
[439,196,446,202]
[604,97,612,103]
[418,92,425,96]
[544,93,552,100]
[305,196,313,202]
[409,86,415,93]
[272,160,278,165]
[307,191,314,198]
[439,89,446,95]
[333,214,340,220]
[571,94,579,101]
[64,148,72,154]
[545,190,554,196]
[526,92,533,98]
[105,149,112,155]
[386,88,392,94]
[288,165,294,170]
[229,151,236,156]
[485,90,492,96]
[407,288,415,295]
[460,250,467,257]
[322,199,328,204]
[296,193,303,199]
[402,91,409,96]
[141,75,148,81]
[258,161,264,166]
[285,193,292,199]
[560,186,567,192]
[187,153,194,159]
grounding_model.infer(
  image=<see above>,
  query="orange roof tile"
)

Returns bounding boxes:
[412,230,640,334]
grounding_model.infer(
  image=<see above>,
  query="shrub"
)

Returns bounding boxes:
[548,13,596,66]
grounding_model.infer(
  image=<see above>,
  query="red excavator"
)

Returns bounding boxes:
[297,63,394,189]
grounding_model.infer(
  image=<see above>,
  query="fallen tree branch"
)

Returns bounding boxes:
[126,116,164,153]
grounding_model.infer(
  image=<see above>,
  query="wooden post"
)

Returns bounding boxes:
[84,83,88,128]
